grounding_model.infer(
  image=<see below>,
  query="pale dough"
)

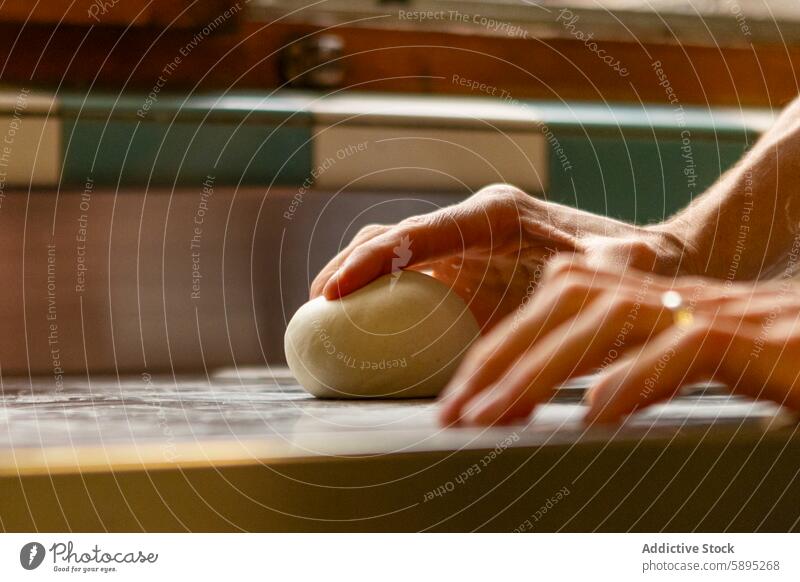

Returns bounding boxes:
[285,270,480,398]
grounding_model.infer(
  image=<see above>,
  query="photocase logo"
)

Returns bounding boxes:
[20,542,46,570]
[389,235,413,290]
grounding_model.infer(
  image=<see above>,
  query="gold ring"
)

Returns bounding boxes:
[661,290,694,328]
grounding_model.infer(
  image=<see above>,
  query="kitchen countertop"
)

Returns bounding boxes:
[1,368,793,468]
[1,369,797,532]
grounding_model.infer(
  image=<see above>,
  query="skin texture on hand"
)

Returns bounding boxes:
[305,95,800,425]
[310,184,691,330]
[660,95,800,281]
[438,257,800,426]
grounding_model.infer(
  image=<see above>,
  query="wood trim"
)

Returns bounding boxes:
[0,0,241,28]
[317,25,800,108]
[0,18,796,108]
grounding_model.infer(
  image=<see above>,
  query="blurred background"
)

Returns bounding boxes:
[0,0,794,377]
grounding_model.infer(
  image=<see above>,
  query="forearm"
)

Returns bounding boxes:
[652,96,800,280]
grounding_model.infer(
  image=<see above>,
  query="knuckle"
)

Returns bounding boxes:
[601,291,632,319]
[683,321,710,341]
[398,209,452,234]
[624,239,659,268]
[398,214,429,228]
[467,184,539,239]
[558,274,593,298]
[675,278,712,301]
[345,243,381,266]
[680,320,726,349]
[591,237,660,273]
[475,183,526,202]
[356,223,387,239]
[543,256,577,280]
[464,339,496,366]
[473,183,529,219]
[699,293,728,310]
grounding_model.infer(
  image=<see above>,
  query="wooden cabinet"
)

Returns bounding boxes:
[0,0,241,27]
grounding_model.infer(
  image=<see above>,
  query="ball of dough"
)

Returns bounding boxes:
[285,270,480,398]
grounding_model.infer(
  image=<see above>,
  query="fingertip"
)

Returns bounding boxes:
[585,389,634,425]
[437,378,464,403]
[437,381,462,404]
[586,373,621,406]
[464,407,498,426]
[322,257,378,300]
[463,395,500,426]
[437,383,477,426]
[584,377,615,422]
[466,400,530,426]
[461,384,509,426]
[437,409,455,427]
[322,271,344,300]
[309,274,329,300]
[322,284,340,300]
[437,400,463,426]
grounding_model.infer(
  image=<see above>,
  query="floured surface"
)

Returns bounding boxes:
[0,368,794,468]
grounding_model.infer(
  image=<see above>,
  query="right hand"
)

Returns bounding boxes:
[310,184,693,330]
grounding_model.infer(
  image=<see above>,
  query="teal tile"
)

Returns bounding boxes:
[530,100,771,140]
[61,118,312,186]
[59,90,316,123]
[548,133,749,224]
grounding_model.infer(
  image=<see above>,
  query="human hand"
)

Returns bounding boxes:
[438,257,800,426]
[310,184,690,329]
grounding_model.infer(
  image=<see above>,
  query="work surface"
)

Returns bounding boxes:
[1,369,798,532]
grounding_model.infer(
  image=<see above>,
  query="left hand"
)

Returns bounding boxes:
[309,184,691,331]
[438,257,800,426]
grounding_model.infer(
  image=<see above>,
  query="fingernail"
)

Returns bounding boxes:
[437,406,458,426]
[438,402,464,426]
[584,394,608,424]
[583,406,600,424]
[461,408,481,426]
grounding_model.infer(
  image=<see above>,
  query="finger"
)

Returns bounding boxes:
[438,258,670,425]
[437,273,604,425]
[309,224,388,298]
[586,327,706,424]
[714,319,800,410]
[321,185,585,301]
[541,253,666,293]
[713,293,800,321]
[462,292,671,425]
[585,319,757,423]
[322,208,494,300]
[446,256,669,389]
